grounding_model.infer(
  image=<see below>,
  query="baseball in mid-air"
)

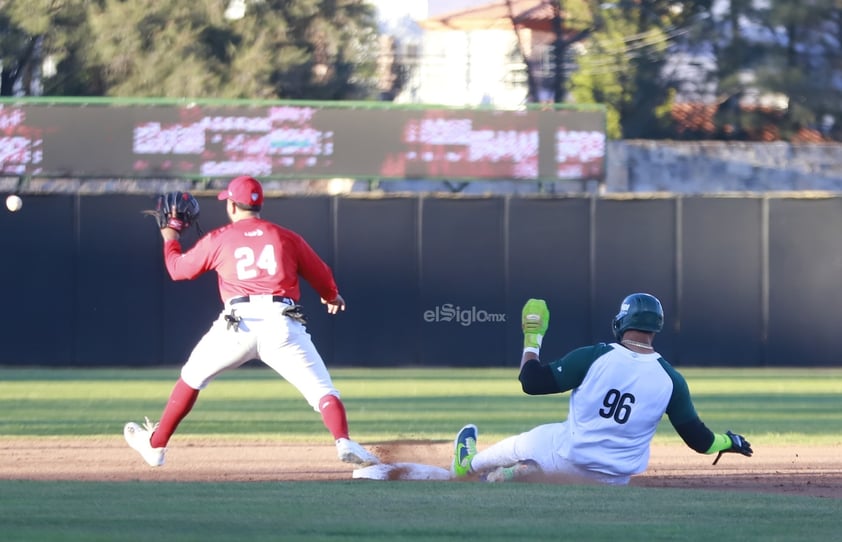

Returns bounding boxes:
[6,194,23,212]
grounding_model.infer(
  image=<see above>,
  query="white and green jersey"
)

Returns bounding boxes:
[548,343,698,476]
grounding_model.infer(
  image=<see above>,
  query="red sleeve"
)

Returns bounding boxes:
[162,237,214,281]
[293,235,339,301]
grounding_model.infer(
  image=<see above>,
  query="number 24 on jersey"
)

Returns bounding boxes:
[235,245,278,278]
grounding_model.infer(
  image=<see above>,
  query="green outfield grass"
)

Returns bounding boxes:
[1,366,842,541]
[2,366,841,443]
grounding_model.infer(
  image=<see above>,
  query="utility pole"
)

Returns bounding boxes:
[505,0,539,102]
[551,1,593,103]
[551,1,565,103]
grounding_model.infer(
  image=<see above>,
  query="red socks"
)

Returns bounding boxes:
[148,384,348,447]
[150,378,199,448]
[318,394,350,440]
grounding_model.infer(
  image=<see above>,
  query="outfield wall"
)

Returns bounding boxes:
[1,193,840,368]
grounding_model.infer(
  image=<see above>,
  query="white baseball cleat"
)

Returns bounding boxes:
[336,438,380,466]
[123,417,166,467]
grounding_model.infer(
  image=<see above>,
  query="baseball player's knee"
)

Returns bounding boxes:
[179,367,210,390]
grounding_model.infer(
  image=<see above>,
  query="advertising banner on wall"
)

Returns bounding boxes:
[0,100,605,182]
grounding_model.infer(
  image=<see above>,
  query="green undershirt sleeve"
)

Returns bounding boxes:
[705,432,732,454]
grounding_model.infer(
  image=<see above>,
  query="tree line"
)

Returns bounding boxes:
[0,0,380,100]
[559,0,842,140]
[2,1,840,141]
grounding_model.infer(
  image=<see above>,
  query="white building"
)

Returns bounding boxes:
[392,0,561,108]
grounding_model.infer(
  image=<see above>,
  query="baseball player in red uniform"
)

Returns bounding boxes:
[124,175,379,468]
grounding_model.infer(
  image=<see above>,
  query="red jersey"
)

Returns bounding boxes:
[163,217,339,304]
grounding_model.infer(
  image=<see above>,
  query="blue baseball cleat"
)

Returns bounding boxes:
[452,424,478,477]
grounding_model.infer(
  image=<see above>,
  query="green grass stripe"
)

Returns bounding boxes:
[0,480,839,542]
[2,367,842,443]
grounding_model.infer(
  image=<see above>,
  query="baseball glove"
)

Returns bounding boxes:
[143,191,200,233]
[712,430,753,465]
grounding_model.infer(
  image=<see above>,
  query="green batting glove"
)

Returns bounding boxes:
[521,298,549,350]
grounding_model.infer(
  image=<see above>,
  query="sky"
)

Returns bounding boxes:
[367,0,489,22]
[368,0,428,22]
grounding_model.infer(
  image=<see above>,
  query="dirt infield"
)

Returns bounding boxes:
[2,438,840,498]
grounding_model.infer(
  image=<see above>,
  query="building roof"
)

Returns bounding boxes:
[419,0,559,32]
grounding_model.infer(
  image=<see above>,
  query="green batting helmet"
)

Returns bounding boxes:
[612,293,664,340]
